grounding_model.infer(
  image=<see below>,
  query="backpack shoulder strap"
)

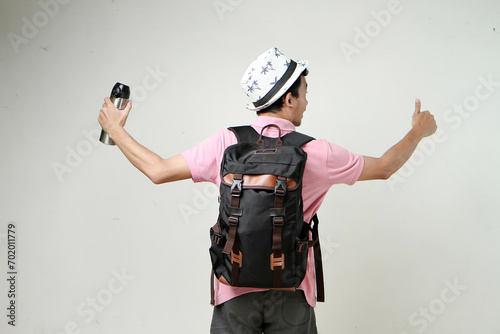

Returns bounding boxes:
[228,126,259,143]
[281,131,315,148]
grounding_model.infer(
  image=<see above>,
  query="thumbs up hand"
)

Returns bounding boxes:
[412,98,437,139]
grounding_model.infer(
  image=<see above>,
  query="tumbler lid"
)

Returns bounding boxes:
[111,82,130,99]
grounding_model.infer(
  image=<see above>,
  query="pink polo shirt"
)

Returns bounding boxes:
[182,116,364,308]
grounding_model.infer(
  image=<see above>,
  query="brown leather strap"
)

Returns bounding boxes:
[272,217,283,252]
[222,174,243,255]
[297,238,317,252]
[270,251,285,288]
[272,218,283,288]
[222,217,238,255]
[212,216,223,245]
[221,174,243,286]
[230,240,241,286]
[257,124,283,146]
[271,176,287,288]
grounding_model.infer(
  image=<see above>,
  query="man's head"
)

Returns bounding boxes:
[241,47,309,122]
[257,69,308,126]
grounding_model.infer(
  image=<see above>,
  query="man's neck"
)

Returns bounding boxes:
[258,109,292,123]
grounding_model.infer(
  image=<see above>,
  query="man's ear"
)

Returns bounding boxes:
[283,92,294,107]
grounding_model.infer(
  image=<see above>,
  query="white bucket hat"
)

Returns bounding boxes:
[241,47,308,112]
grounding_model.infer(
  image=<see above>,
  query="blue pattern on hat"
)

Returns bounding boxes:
[246,79,262,93]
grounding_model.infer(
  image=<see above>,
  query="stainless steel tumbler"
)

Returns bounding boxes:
[99,82,130,145]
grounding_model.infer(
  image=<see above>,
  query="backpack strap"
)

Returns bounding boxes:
[221,173,243,286]
[310,214,325,302]
[296,214,324,302]
[228,125,259,143]
[210,269,215,306]
[281,131,315,148]
[271,176,287,288]
[229,125,315,148]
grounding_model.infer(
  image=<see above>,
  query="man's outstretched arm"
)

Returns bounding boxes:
[98,98,192,184]
[358,99,437,181]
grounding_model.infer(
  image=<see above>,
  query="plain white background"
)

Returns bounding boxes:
[1,0,499,333]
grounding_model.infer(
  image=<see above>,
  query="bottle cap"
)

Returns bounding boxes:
[111,82,130,99]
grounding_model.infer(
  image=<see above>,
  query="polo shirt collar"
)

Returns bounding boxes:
[252,116,296,132]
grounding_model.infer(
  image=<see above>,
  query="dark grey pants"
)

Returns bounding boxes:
[210,290,317,334]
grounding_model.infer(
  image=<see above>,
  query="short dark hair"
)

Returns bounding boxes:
[257,68,309,115]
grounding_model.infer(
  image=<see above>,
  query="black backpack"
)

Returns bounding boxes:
[209,124,324,304]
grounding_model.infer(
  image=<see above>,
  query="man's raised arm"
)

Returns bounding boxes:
[98,97,192,184]
[359,99,437,181]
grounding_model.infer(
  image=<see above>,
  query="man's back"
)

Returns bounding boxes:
[182,115,365,307]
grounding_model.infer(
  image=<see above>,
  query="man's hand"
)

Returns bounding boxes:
[96,97,191,183]
[359,98,438,181]
[412,98,437,139]
[98,97,132,137]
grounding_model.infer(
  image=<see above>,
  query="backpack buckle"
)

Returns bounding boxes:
[231,177,243,197]
[213,231,225,246]
[274,177,287,196]
[228,216,239,226]
[270,253,285,270]
[272,216,284,226]
[297,240,309,252]
[231,250,242,268]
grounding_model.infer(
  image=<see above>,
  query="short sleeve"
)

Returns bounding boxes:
[181,129,236,185]
[300,139,364,215]
[324,140,364,186]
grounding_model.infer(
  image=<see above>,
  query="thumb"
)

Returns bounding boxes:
[414,98,421,115]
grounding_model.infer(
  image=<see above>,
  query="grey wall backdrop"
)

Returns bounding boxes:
[1,0,499,333]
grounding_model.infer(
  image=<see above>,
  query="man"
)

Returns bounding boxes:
[98,47,437,333]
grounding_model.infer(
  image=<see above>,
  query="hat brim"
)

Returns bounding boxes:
[245,60,308,112]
